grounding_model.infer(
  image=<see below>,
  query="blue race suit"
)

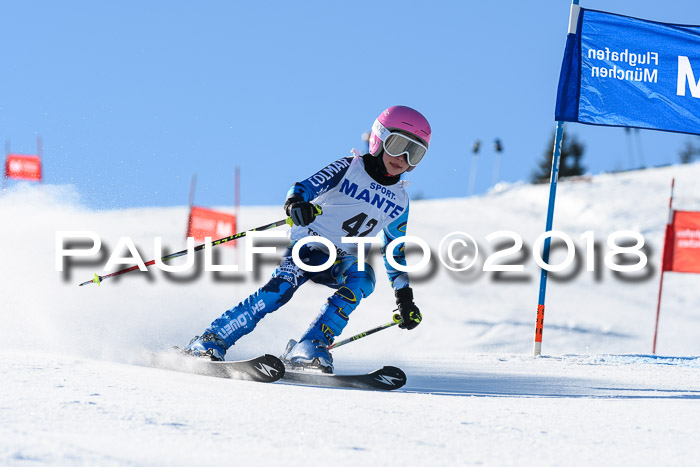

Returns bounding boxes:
[199,154,411,351]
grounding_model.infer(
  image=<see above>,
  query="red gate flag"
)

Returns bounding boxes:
[5,154,42,181]
[662,210,700,273]
[187,206,237,247]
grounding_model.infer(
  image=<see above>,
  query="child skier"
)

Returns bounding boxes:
[184,105,430,373]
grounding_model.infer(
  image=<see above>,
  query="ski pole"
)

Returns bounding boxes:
[78,205,322,287]
[328,312,402,350]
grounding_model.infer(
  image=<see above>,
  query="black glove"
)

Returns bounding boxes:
[395,287,422,330]
[284,196,317,227]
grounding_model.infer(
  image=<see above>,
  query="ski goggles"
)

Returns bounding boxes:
[383,132,428,167]
[373,120,427,167]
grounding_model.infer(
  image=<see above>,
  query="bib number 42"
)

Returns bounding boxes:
[342,213,378,237]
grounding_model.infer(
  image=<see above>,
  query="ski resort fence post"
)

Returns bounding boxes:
[652,178,675,354]
[533,121,565,357]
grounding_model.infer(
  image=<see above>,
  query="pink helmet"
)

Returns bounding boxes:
[369,106,431,166]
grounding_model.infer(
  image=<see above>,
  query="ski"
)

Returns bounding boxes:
[281,365,406,391]
[148,352,285,383]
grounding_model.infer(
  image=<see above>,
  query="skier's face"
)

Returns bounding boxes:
[382,151,409,175]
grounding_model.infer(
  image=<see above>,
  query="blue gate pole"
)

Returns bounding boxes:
[533,0,579,357]
[534,121,565,356]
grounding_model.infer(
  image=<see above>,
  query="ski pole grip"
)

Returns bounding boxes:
[285,204,323,227]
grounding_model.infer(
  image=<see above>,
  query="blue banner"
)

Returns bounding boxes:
[555,8,700,136]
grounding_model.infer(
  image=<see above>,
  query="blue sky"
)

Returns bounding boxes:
[2,1,699,209]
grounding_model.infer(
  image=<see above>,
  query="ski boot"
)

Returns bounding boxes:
[281,294,361,373]
[182,333,227,361]
[281,310,339,374]
[281,337,334,374]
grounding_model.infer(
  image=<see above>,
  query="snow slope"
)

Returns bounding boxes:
[2,163,700,466]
